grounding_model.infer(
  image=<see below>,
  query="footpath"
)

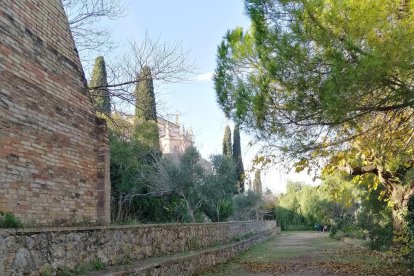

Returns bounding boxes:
[202,231,412,276]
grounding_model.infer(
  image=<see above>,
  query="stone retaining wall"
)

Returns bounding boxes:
[0,221,276,275]
[94,229,277,276]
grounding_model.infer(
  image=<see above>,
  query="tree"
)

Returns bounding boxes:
[253,170,262,195]
[89,56,111,114]
[135,66,157,122]
[109,114,181,223]
[202,155,237,222]
[109,124,155,221]
[133,66,160,152]
[233,125,245,192]
[214,0,414,252]
[64,1,194,122]
[232,191,263,220]
[63,0,124,55]
[222,125,232,156]
[161,147,205,222]
[87,35,194,120]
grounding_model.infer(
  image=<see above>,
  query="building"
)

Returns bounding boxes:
[158,116,194,155]
[0,0,110,225]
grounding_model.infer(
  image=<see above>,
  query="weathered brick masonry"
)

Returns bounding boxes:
[0,0,110,224]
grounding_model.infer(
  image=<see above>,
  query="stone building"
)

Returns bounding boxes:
[0,0,110,225]
[158,116,194,155]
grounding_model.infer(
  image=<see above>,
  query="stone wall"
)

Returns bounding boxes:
[0,1,111,224]
[95,228,276,276]
[0,221,276,275]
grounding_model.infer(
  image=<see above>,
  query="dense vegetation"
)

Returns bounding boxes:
[215,0,414,258]
[100,61,265,224]
[63,0,414,265]
[109,131,265,223]
[273,178,396,251]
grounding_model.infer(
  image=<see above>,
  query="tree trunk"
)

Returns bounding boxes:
[188,209,195,222]
[182,196,195,222]
[116,195,124,222]
[389,183,414,256]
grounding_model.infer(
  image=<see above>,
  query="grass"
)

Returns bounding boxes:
[56,259,107,276]
[200,231,412,276]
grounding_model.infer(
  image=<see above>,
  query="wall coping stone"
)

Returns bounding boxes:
[0,220,272,235]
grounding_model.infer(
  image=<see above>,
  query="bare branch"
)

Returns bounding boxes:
[63,0,126,55]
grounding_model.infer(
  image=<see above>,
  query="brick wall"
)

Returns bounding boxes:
[0,0,110,225]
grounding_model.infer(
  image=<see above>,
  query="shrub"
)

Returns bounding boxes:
[0,212,23,228]
[330,226,367,241]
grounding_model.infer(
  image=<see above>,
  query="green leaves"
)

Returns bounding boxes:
[233,125,245,192]
[89,56,111,115]
[135,66,157,122]
[134,66,160,152]
[214,0,414,166]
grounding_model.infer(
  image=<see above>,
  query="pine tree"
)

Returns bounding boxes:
[89,56,110,114]
[134,66,160,152]
[233,125,244,192]
[222,125,232,156]
[253,170,262,195]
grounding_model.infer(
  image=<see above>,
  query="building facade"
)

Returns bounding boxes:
[158,116,194,155]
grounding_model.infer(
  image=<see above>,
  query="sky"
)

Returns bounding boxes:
[92,0,317,193]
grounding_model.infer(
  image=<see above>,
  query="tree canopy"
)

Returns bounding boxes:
[135,66,157,122]
[215,0,414,164]
[215,0,414,252]
[134,66,160,152]
[89,56,111,114]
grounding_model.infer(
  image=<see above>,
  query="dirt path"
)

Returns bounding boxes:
[202,231,412,276]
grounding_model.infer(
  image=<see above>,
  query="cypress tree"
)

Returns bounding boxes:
[134,66,160,152]
[89,56,110,114]
[222,125,232,156]
[135,66,157,121]
[253,170,262,194]
[233,125,244,192]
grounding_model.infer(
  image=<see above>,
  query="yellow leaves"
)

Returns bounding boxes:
[322,165,336,176]
[294,158,309,173]
[322,173,359,207]
[351,175,363,185]
[253,155,272,167]
[403,161,412,168]
[378,189,387,202]
[351,174,380,192]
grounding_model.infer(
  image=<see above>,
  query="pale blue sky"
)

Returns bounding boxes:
[90,0,316,193]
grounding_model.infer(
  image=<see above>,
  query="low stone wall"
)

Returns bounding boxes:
[0,221,276,275]
[94,229,276,276]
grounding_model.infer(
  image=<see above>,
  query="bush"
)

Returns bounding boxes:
[283,225,314,231]
[330,225,367,241]
[231,191,263,221]
[0,212,23,228]
[367,224,393,250]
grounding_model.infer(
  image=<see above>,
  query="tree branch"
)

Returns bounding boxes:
[337,163,378,176]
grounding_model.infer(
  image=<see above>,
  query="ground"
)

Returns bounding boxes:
[201,231,412,276]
